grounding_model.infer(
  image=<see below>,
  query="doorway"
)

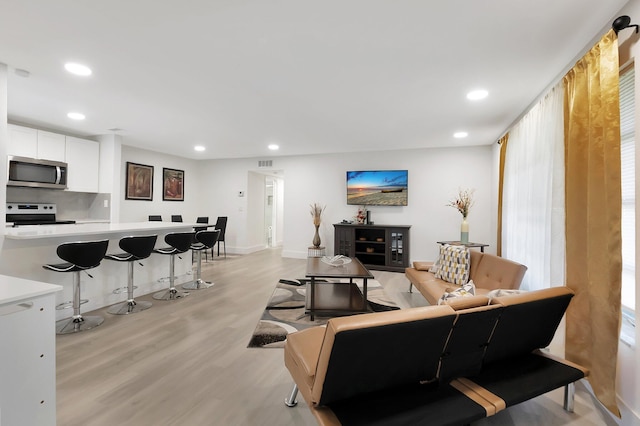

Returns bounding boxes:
[265,177,276,247]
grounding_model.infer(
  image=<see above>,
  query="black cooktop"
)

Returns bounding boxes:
[10,220,76,227]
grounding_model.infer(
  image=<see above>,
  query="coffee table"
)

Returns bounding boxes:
[305,257,374,320]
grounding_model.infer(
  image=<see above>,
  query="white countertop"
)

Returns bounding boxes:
[3,221,199,239]
[0,275,62,305]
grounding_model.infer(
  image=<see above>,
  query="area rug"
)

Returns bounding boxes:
[248,278,399,348]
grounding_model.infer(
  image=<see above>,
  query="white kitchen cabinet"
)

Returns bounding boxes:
[7,125,66,162]
[7,124,38,158]
[0,277,61,426]
[37,130,66,162]
[65,136,100,192]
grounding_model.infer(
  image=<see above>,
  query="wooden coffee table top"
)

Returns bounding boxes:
[306,257,374,279]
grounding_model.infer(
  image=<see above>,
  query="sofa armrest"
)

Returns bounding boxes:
[286,326,326,378]
[413,261,434,271]
[284,326,327,405]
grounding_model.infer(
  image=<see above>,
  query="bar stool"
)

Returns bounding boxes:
[183,230,220,290]
[43,239,109,335]
[152,231,194,300]
[105,234,158,314]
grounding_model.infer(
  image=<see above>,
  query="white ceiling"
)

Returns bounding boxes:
[0,0,630,160]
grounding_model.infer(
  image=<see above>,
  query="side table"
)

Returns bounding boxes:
[436,241,489,252]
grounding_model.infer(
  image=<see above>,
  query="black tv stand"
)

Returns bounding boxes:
[333,223,410,272]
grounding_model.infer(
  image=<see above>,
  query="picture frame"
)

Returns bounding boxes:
[125,162,154,201]
[163,168,184,201]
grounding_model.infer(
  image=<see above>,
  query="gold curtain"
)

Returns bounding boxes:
[496,133,509,257]
[563,29,621,417]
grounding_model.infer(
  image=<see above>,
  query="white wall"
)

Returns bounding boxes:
[195,158,250,254]
[198,145,494,261]
[0,64,8,229]
[119,145,203,223]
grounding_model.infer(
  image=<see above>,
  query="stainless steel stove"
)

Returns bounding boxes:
[6,203,76,226]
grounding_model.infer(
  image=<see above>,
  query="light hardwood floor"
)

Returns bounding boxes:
[57,248,617,425]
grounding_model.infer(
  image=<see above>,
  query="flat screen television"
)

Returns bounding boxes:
[346,170,408,206]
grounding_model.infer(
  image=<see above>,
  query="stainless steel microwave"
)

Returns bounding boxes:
[7,156,68,189]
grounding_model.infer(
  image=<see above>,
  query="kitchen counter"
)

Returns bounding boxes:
[0,275,62,306]
[0,222,202,320]
[3,221,198,239]
[1,275,61,426]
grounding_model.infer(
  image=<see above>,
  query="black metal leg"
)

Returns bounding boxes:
[363,278,368,311]
[310,277,316,321]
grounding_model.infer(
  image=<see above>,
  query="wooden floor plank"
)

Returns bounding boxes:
[56,248,615,426]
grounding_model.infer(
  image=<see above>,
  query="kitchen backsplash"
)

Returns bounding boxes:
[6,187,110,221]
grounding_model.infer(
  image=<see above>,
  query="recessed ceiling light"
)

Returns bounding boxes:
[454,131,468,138]
[64,62,92,76]
[466,89,488,101]
[67,112,85,120]
[194,145,206,152]
[268,144,279,150]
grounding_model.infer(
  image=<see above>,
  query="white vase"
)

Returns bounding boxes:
[460,217,469,243]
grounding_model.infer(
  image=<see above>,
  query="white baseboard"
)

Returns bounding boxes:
[581,380,640,426]
[618,397,640,426]
[229,244,268,255]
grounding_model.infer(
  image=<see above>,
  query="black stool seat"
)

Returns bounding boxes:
[43,239,109,335]
[152,232,194,300]
[44,262,89,273]
[105,235,158,315]
[183,230,220,290]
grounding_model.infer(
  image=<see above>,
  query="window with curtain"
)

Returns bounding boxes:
[501,82,565,291]
[620,66,636,345]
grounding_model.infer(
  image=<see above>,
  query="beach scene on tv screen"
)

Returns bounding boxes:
[347,170,408,206]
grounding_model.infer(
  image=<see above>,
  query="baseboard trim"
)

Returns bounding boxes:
[618,396,640,426]
[581,379,640,426]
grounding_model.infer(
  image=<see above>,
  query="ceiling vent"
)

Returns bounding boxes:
[258,160,273,168]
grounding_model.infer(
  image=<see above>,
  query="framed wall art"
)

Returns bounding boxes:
[163,168,184,201]
[125,162,154,201]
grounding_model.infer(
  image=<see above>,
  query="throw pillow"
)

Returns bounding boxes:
[434,245,470,285]
[438,280,476,305]
[428,244,447,273]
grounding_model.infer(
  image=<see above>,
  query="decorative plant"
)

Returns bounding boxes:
[447,188,475,219]
[310,203,325,226]
[310,203,325,247]
[356,206,367,224]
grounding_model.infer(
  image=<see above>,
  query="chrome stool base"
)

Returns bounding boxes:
[182,279,214,290]
[56,315,104,335]
[107,299,152,315]
[153,288,189,300]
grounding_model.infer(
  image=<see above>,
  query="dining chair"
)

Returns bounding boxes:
[212,216,227,258]
[195,216,209,232]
